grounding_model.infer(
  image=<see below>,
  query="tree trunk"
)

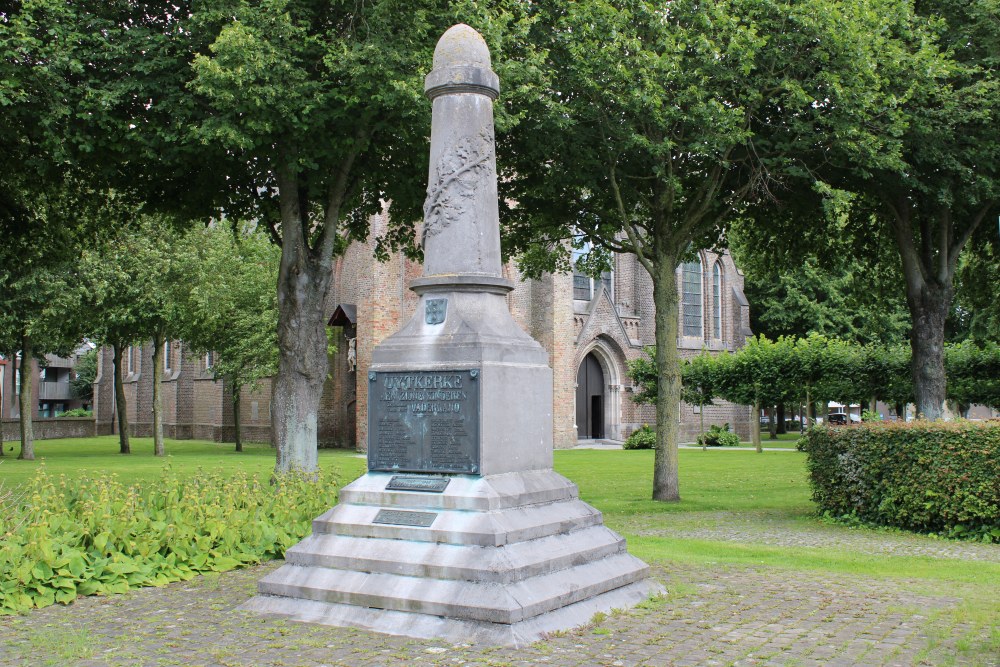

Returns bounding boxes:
[151,333,165,456]
[806,388,814,426]
[768,405,778,439]
[112,344,130,454]
[699,403,705,451]
[233,380,243,453]
[776,403,786,434]
[907,282,951,420]
[752,399,762,453]
[17,334,33,460]
[650,258,681,502]
[271,169,334,475]
[0,361,7,457]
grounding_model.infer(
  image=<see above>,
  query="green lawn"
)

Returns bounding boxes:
[0,437,367,488]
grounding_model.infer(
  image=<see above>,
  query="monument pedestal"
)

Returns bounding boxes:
[244,470,658,646]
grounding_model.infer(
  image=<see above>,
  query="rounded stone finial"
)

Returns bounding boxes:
[433,24,491,70]
[425,24,500,100]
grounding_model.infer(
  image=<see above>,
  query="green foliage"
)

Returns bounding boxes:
[79,216,183,352]
[623,425,656,450]
[171,224,280,392]
[0,464,342,614]
[860,409,881,422]
[68,349,97,401]
[945,341,1000,410]
[734,250,912,346]
[57,409,93,419]
[698,424,741,448]
[803,422,1000,542]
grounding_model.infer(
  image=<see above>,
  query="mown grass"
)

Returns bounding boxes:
[0,437,366,488]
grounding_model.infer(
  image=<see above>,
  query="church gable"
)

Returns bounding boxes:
[575,286,639,352]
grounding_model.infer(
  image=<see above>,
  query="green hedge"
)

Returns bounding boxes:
[0,465,342,614]
[803,421,1000,541]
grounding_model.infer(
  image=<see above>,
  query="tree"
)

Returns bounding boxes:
[743,2,1000,419]
[946,342,1000,414]
[171,225,280,452]
[505,0,904,499]
[0,181,97,460]
[69,348,97,402]
[715,336,801,451]
[79,217,182,456]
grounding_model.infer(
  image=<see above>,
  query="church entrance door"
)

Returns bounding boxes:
[576,353,605,440]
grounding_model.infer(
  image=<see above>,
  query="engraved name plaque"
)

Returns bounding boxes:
[373,509,438,527]
[368,369,480,474]
[386,476,450,493]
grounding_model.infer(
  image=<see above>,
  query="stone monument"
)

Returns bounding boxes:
[242,23,661,646]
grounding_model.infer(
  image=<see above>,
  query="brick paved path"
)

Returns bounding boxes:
[2,558,994,667]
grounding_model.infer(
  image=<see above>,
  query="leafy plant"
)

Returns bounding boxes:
[698,424,741,448]
[624,425,656,450]
[57,409,93,418]
[0,464,343,614]
[69,350,97,401]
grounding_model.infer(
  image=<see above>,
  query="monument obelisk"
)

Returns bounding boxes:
[243,24,660,646]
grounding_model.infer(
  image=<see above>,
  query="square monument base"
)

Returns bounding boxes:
[240,469,663,647]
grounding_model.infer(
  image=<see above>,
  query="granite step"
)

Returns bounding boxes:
[284,524,627,583]
[337,470,580,512]
[311,497,604,547]
[256,551,650,624]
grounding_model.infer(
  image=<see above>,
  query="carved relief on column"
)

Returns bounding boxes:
[422,131,496,245]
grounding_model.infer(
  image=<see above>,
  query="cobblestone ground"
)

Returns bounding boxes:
[1,557,995,667]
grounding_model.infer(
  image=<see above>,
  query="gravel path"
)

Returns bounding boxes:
[1,558,994,667]
[630,511,1000,564]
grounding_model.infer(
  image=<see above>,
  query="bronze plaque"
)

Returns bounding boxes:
[368,369,480,474]
[372,509,438,527]
[386,476,450,493]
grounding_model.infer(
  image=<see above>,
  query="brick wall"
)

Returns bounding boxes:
[1,417,96,442]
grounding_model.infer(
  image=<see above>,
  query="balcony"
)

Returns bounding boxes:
[38,382,73,401]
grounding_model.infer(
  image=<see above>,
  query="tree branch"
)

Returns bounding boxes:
[947,199,995,278]
[318,123,370,259]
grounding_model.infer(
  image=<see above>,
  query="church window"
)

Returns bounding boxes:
[572,240,613,301]
[682,260,703,337]
[713,262,723,340]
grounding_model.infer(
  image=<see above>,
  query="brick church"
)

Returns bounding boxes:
[93,212,753,448]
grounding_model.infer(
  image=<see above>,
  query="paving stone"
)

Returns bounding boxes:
[1,552,997,666]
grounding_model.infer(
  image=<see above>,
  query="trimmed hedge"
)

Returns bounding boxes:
[0,465,343,614]
[803,421,1000,541]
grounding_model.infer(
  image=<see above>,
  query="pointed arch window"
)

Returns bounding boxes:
[681,260,703,337]
[713,262,723,340]
[572,240,613,301]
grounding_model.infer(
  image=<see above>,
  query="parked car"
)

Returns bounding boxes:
[827,412,861,425]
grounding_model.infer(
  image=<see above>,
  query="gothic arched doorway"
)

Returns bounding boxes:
[576,352,605,439]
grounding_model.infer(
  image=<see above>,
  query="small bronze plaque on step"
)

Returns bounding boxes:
[386,476,450,493]
[372,509,438,527]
